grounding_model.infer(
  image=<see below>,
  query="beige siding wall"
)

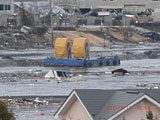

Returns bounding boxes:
[114,99,160,120]
[62,98,91,120]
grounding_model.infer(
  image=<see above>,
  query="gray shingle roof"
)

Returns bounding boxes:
[95,91,144,120]
[130,89,160,102]
[74,89,160,120]
[75,89,115,119]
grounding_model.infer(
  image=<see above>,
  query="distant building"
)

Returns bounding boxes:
[55,89,160,120]
[50,0,80,11]
[0,0,14,25]
[51,0,160,14]
[14,0,47,2]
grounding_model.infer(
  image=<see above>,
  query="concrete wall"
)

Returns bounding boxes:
[63,98,91,120]
[114,99,160,120]
[154,9,160,23]
[77,16,113,26]
[154,12,160,23]
[0,15,8,25]
[104,15,112,26]
[86,16,95,25]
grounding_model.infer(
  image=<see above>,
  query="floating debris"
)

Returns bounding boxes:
[112,68,129,76]
[136,83,160,89]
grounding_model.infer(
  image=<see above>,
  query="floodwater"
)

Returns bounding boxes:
[0,58,160,96]
[2,58,160,120]
[11,104,59,120]
[0,44,160,120]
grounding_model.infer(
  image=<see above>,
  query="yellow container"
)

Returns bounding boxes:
[55,38,71,59]
[73,38,89,59]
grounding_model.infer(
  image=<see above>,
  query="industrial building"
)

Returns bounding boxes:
[13,0,160,15]
[51,0,160,14]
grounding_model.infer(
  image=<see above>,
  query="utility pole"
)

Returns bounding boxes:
[104,32,107,48]
[50,0,54,48]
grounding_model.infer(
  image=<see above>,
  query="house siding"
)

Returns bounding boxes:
[114,99,160,120]
[63,98,91,120]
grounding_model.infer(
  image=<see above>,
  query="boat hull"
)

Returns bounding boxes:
[44,58,120,67]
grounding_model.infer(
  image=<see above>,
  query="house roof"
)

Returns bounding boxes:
[55,89,160,120]
[94,91,144,120]
[135,89,160,102]
[74,89,160,120]
[75,89,115,119]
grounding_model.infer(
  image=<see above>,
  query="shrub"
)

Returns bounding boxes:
[146,110,153,120]
[35,26,48,36]
[0,100,15,120]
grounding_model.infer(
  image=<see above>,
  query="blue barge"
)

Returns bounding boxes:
[44,57,120,67]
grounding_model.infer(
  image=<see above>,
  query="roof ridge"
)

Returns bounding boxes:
[95,91,145,120]
[145,92,160,104]
[106,92,145,120]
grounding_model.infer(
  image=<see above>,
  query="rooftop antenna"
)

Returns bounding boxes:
[50,0,54,49]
